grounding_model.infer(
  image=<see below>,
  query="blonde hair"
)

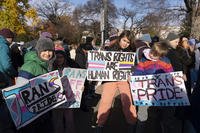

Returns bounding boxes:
[150,41,169,57]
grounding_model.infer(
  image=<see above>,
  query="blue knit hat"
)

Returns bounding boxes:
[188,39,196,46]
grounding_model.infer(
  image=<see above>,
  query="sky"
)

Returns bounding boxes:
[71,0,184,9]
[71,0,133,8]
[71,0,88,6]
[29,0,185,28]
[29,0,184,12]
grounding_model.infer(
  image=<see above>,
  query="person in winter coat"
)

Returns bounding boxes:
[178,37,195,97]
[17,37,55,133]
[75,36,95,69]
[0,28,17,88]
[134,41,182,133]
[10,43,24,71]
[190,65,200,133]
[75,36,97,112]
[52,47,79,133]
[166,33,192,81]
[18,38,54,79]
[0,28,18,133]
[95,30,137,133]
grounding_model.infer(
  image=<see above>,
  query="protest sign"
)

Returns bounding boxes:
[130,71,190,106]
[87,50,135,81]
[61,68,87,108]
[2,70,66,129]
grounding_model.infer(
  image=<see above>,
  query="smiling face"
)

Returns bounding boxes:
[40,50,53,61]
[119,37,130,49]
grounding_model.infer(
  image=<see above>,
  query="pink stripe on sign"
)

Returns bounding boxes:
[89,62,105,65]
[88,64,105,67]
[88,66,105,68]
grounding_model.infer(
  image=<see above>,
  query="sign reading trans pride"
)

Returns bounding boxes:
[87,50,135,81]
[130,71,190,106]
[2,70,66,129]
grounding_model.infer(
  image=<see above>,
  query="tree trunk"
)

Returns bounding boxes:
[191,15,200,39]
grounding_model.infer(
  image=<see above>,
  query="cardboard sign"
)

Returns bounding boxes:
[87,50,135,81]
[2,70,66,129]
[130,71,190,106]
[61,68,87,108]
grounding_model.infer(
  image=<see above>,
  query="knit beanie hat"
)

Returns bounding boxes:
[0,28,14,38]
[35,37,54,55]
[166,32,179,41]
[188,38,196,46]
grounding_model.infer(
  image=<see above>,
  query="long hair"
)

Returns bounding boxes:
[110,30,133,51]
[117,30,132,44]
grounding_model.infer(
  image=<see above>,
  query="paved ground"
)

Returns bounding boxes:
[74,84,131,133]
[74,84,197,133]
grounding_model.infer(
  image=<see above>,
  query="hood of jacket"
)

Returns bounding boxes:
[24,51,48,70]
[19,50,50,79]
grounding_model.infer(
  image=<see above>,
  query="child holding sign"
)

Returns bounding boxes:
[133,42,182,133]
[95,30,137,133]
[17,37,55,133]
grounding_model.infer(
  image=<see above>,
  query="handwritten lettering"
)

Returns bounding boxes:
[137,87,183,101]
[87,70,109,80]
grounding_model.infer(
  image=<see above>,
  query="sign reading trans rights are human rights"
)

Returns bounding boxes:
[87,50,135,81]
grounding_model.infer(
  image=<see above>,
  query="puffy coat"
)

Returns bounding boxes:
[0,35,17,89]
[166,46,192,74]
[18,51,49,79]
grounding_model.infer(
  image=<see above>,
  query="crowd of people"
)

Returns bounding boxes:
[0,27,200,133]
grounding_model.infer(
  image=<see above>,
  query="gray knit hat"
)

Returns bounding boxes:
[35,37,54,55]
[166,32,179,41]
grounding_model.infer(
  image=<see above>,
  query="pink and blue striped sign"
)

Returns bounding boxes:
[87,50,135,81]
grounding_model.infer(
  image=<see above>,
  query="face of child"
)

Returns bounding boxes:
[119,37,130,49]
[40,50,53,61]
[55,53,65,66]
